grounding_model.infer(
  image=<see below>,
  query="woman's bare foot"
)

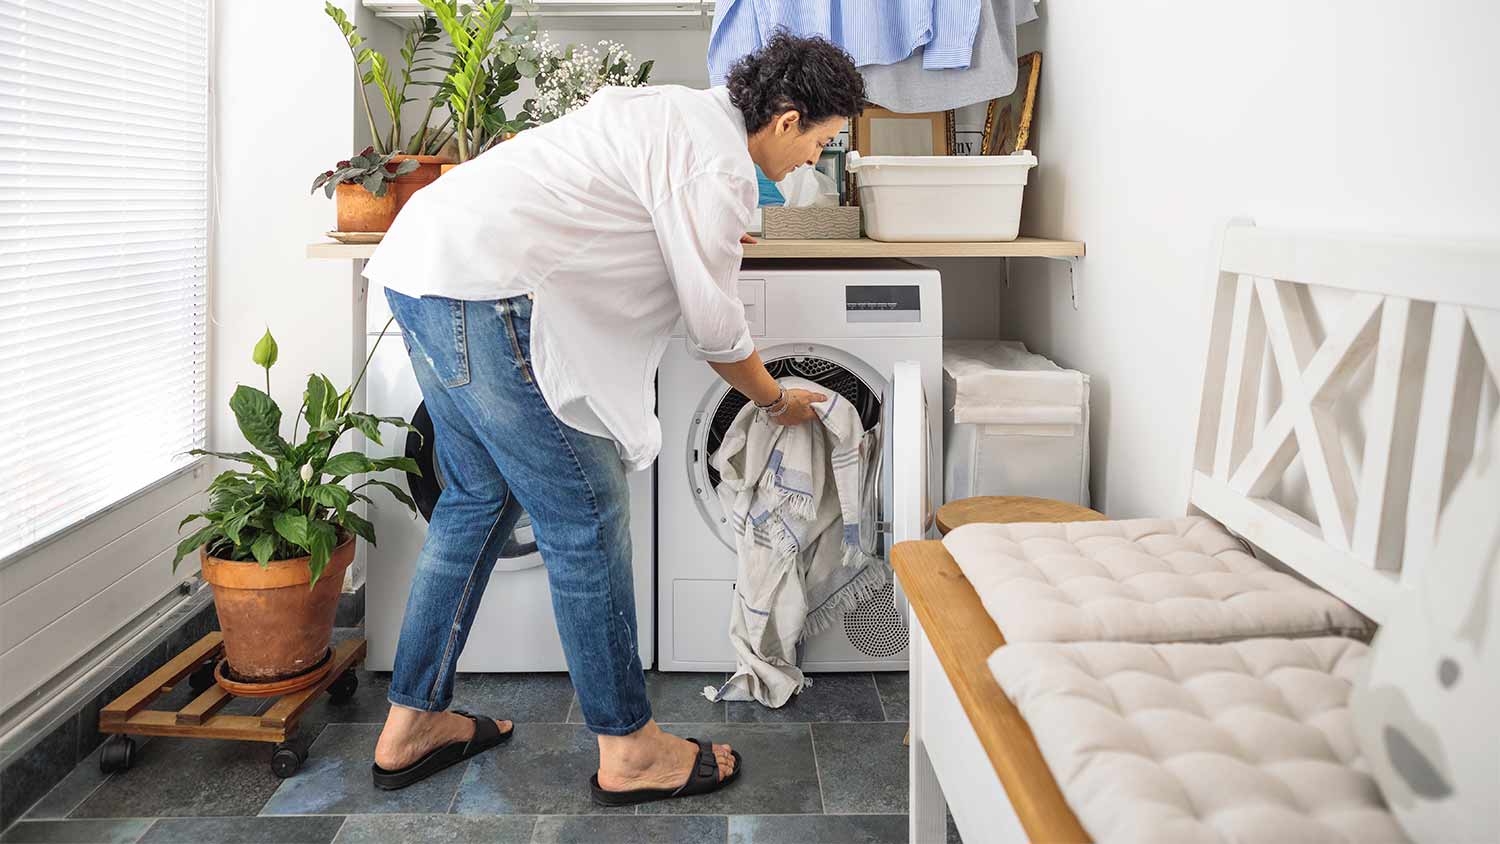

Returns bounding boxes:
[374,705,512,771]
[594,720,736,792]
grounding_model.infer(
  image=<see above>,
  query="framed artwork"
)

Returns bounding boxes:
[982,51,1041,155]
[848,106,957,203]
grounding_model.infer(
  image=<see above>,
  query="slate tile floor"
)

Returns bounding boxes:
[4,636,964,844]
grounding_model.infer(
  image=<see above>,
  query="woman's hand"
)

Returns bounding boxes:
[767,388,828,427]
[739,233,758,244]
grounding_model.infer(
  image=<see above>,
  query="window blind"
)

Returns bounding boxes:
[0,0,210,560]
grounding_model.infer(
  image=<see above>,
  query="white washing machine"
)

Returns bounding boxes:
[362,284,655,672]
[657,260,942,673]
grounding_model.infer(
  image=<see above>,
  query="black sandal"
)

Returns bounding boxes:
[589,737,743,807]
[371,710,513,791]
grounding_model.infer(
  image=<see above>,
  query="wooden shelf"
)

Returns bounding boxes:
[743,237,1084,259]
[307,236,1085,262]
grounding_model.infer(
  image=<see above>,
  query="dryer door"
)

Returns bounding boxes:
[405,403,542,572]
[885,359,934,545]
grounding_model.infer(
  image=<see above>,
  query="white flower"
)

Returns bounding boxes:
[300,464,313,483]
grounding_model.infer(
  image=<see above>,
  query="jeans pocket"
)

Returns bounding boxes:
[387,290,471,389]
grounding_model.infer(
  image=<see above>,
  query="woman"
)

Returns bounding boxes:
[360,33,866,803]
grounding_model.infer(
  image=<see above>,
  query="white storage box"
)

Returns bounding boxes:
[846,151,1037,242]
[943,340,1090,506]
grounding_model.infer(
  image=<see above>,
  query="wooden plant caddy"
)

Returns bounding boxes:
[96,631,365,779]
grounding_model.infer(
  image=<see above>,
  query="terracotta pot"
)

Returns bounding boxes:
[439,163,460,176]
[389,154,452,213]
[200,535,355,684]
[335,182,397,233]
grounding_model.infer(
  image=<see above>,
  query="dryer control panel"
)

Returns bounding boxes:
[845,285,921,323]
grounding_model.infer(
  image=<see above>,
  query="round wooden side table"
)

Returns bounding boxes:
[935,495,1106,535]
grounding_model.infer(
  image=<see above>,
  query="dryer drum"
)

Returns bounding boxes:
[404,403,539,558]
[704,355,882,490]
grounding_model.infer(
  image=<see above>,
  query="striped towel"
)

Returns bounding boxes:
[707,377,884,707]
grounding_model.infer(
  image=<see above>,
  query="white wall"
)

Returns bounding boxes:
[1002,0,1500,518]
[212,0,365,581]
[212,0,360,450]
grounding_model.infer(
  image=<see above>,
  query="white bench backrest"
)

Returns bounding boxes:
[1189,221,1500,622]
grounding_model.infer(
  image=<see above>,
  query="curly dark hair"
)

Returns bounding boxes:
[726,32,866,134]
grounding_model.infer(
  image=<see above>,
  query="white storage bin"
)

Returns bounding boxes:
[846,151,1037,242]
[943,340,1091,506]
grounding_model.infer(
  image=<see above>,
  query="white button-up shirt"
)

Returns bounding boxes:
[363,85,758,471]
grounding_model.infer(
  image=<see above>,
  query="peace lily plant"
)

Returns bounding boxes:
[174,326,417,588]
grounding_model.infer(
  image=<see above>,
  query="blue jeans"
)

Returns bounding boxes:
[382,289,652,736]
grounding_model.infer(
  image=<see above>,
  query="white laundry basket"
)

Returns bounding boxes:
[846,151,1037,242]
[943,340,1091,506]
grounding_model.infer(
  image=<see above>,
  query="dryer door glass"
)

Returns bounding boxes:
[405,403,543,571]
[702,354,883,491]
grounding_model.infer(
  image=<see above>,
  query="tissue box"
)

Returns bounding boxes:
[760,206,861,239]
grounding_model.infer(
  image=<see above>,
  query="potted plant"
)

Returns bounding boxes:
[422,0,531,164]
[174,327,417,692]
[325,4,453,210]
[312,147,418,233]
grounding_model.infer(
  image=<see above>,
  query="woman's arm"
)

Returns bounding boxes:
[709,350,826,426]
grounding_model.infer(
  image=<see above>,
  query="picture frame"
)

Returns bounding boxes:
[851,106,957,157]
[847,106,957,204]
[982,51,1041,156]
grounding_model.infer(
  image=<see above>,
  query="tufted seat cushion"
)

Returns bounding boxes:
[944,516,1371,643]
[990,637,1406,843]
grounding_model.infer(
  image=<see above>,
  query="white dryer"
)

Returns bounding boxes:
[657,260,941,673]
[362,284,655,672]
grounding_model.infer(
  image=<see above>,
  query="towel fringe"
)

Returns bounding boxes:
[800,563,888,641]
[760,469,818,521]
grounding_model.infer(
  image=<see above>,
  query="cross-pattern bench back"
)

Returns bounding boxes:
[1189,221,1500,621]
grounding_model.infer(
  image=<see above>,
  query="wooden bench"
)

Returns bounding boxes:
[895,221,1500,843]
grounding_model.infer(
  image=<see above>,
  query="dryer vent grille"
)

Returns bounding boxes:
[843,582,907,658]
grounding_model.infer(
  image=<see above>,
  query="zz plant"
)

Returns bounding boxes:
[174,326,417,586]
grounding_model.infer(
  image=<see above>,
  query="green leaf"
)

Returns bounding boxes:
[178,512,204,530]
[515,58,536,77]
[251,532,277,566]
[340,510,377,545]
[173,524,220,570]
[346,412,383,445]
[252,328,278,369]
[322,375,342,420]
[306,521,339,588]
[222,507,255,545]
[362,172,386,196]
[323,451,375,477]
[273,510,310,549]
[312,484,353,512]
[229,385,288,459]
[371,455,419,475]
[188,448,274,476]
[304,374,330,429]
[366,478,418,512]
